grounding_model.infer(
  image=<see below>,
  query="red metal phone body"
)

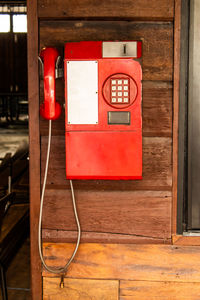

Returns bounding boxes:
[64,41,142,180]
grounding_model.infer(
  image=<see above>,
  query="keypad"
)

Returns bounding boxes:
[110,78,130,104]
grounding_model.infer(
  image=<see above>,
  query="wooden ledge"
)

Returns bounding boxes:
[172,235,200,246]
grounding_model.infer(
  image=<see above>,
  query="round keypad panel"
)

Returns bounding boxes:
[102,73,138,109]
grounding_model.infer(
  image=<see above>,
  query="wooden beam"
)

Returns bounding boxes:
[172,0,181,235]
[43,243,200,283]
[27,0,42,299]
[38,0,174,20]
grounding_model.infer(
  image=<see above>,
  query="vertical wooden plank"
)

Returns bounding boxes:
[27,0,42,299]
[172,0,181,235]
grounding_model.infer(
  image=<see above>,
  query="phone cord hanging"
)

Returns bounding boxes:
[38,119,81,274]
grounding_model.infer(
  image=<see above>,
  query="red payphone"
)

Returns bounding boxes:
[41,41,142,179]
[39,40,142,275]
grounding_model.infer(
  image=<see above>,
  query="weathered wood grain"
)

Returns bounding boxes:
[41,136,172,190]
[40,21,173,81]
[43,243,200,283]
[143,81,172,137]
[42,190,171,239]
[40,81,172,137]
[43,277,119,300]
[38,0,174,20]
[120,280,200,300]
[43,229,171,244]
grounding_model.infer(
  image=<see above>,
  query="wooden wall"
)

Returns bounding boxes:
[27,0,200,299]
[40,11,174,245]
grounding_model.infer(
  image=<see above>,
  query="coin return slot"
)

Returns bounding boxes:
[108,111,131,125]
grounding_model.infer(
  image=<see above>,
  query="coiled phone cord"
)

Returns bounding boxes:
[38,120,81,274]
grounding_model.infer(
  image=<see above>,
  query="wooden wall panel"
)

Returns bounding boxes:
[42,277,200,300]
[38,0,174,20]
[43,278,119,300]
[43,243,200,283]
[41,136,172,190]
[40,21,173,81]
[142,82,172,137]
[120,280,200,300]
[40,81,172,137]
[42,190,171,240]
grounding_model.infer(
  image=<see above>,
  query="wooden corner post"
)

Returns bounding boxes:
[27,0,42,299]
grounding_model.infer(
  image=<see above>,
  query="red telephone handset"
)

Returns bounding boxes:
[39,47,61,120]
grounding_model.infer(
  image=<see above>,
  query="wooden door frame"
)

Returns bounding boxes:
[172,0,181,235]
[173,0,200,245]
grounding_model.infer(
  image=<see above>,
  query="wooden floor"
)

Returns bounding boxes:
[0,238,30,300]
[0,126,28,158]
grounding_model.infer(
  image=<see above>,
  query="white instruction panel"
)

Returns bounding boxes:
[67,60,98,124]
